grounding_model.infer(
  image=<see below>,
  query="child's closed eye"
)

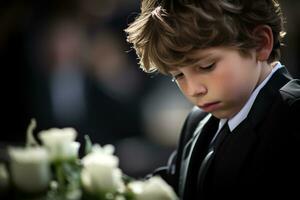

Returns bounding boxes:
[195,63,215,71]
[171,73,184,82]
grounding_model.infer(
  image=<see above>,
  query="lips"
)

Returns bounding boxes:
[199,101,221,112]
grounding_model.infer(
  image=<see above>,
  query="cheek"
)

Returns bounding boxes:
[224,84,254,117]
[176,84,192,101]
[177,84,186,96]
[216,72,252,103]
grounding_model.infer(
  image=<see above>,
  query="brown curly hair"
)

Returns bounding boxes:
[125,0,286,74]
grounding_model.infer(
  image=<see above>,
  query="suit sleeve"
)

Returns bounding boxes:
[150,106,208,193]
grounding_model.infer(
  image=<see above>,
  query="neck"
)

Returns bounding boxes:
[257,61,273,86]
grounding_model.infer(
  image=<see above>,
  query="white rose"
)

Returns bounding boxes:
[38,127,80,161]
[128,176,178,200]
[8,147,51,193]
[81,144,125,194]
[0,163,9,191]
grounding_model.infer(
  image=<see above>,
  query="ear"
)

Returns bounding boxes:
[252,25,274,61]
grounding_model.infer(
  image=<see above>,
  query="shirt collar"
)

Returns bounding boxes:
[219,62,283,132]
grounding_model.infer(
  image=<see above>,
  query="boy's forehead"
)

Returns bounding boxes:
[188,47,223,59]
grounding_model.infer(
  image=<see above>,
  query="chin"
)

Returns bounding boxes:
[211,111,232,119]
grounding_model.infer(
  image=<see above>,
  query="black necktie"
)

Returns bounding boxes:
[209,122,230,152]
[197,121,231,194]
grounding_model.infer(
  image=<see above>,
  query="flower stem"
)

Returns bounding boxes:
[55,162,65,192]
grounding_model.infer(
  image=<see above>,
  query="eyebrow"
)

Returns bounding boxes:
[189,53,217,67]
[193,52,216,63]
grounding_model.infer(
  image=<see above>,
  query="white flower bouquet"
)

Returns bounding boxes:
[0,119,178,200]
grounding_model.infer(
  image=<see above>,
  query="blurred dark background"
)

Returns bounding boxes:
[0,0,299,178]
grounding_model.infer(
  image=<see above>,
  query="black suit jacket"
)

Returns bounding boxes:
[154,67,300,199]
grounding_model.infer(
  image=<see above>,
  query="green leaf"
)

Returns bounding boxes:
[26,118,39,148]
[122,174,134,185]
[84,135,93,155]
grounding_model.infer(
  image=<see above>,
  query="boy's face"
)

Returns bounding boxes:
[169,47,269,119]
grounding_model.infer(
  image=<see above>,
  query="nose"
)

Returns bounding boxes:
[186,78,207,97]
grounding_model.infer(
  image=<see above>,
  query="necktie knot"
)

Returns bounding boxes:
[209,122,230,151]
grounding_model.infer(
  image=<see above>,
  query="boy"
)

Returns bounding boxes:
[125,0,300,199]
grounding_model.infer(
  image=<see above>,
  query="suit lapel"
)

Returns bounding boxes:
[247,67,291,127]
[179,114,219,198]
[209,119,258,187]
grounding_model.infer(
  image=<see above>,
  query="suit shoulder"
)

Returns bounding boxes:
[280,79,300,106]
[180,107,208,144]
[185,107,208,130]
